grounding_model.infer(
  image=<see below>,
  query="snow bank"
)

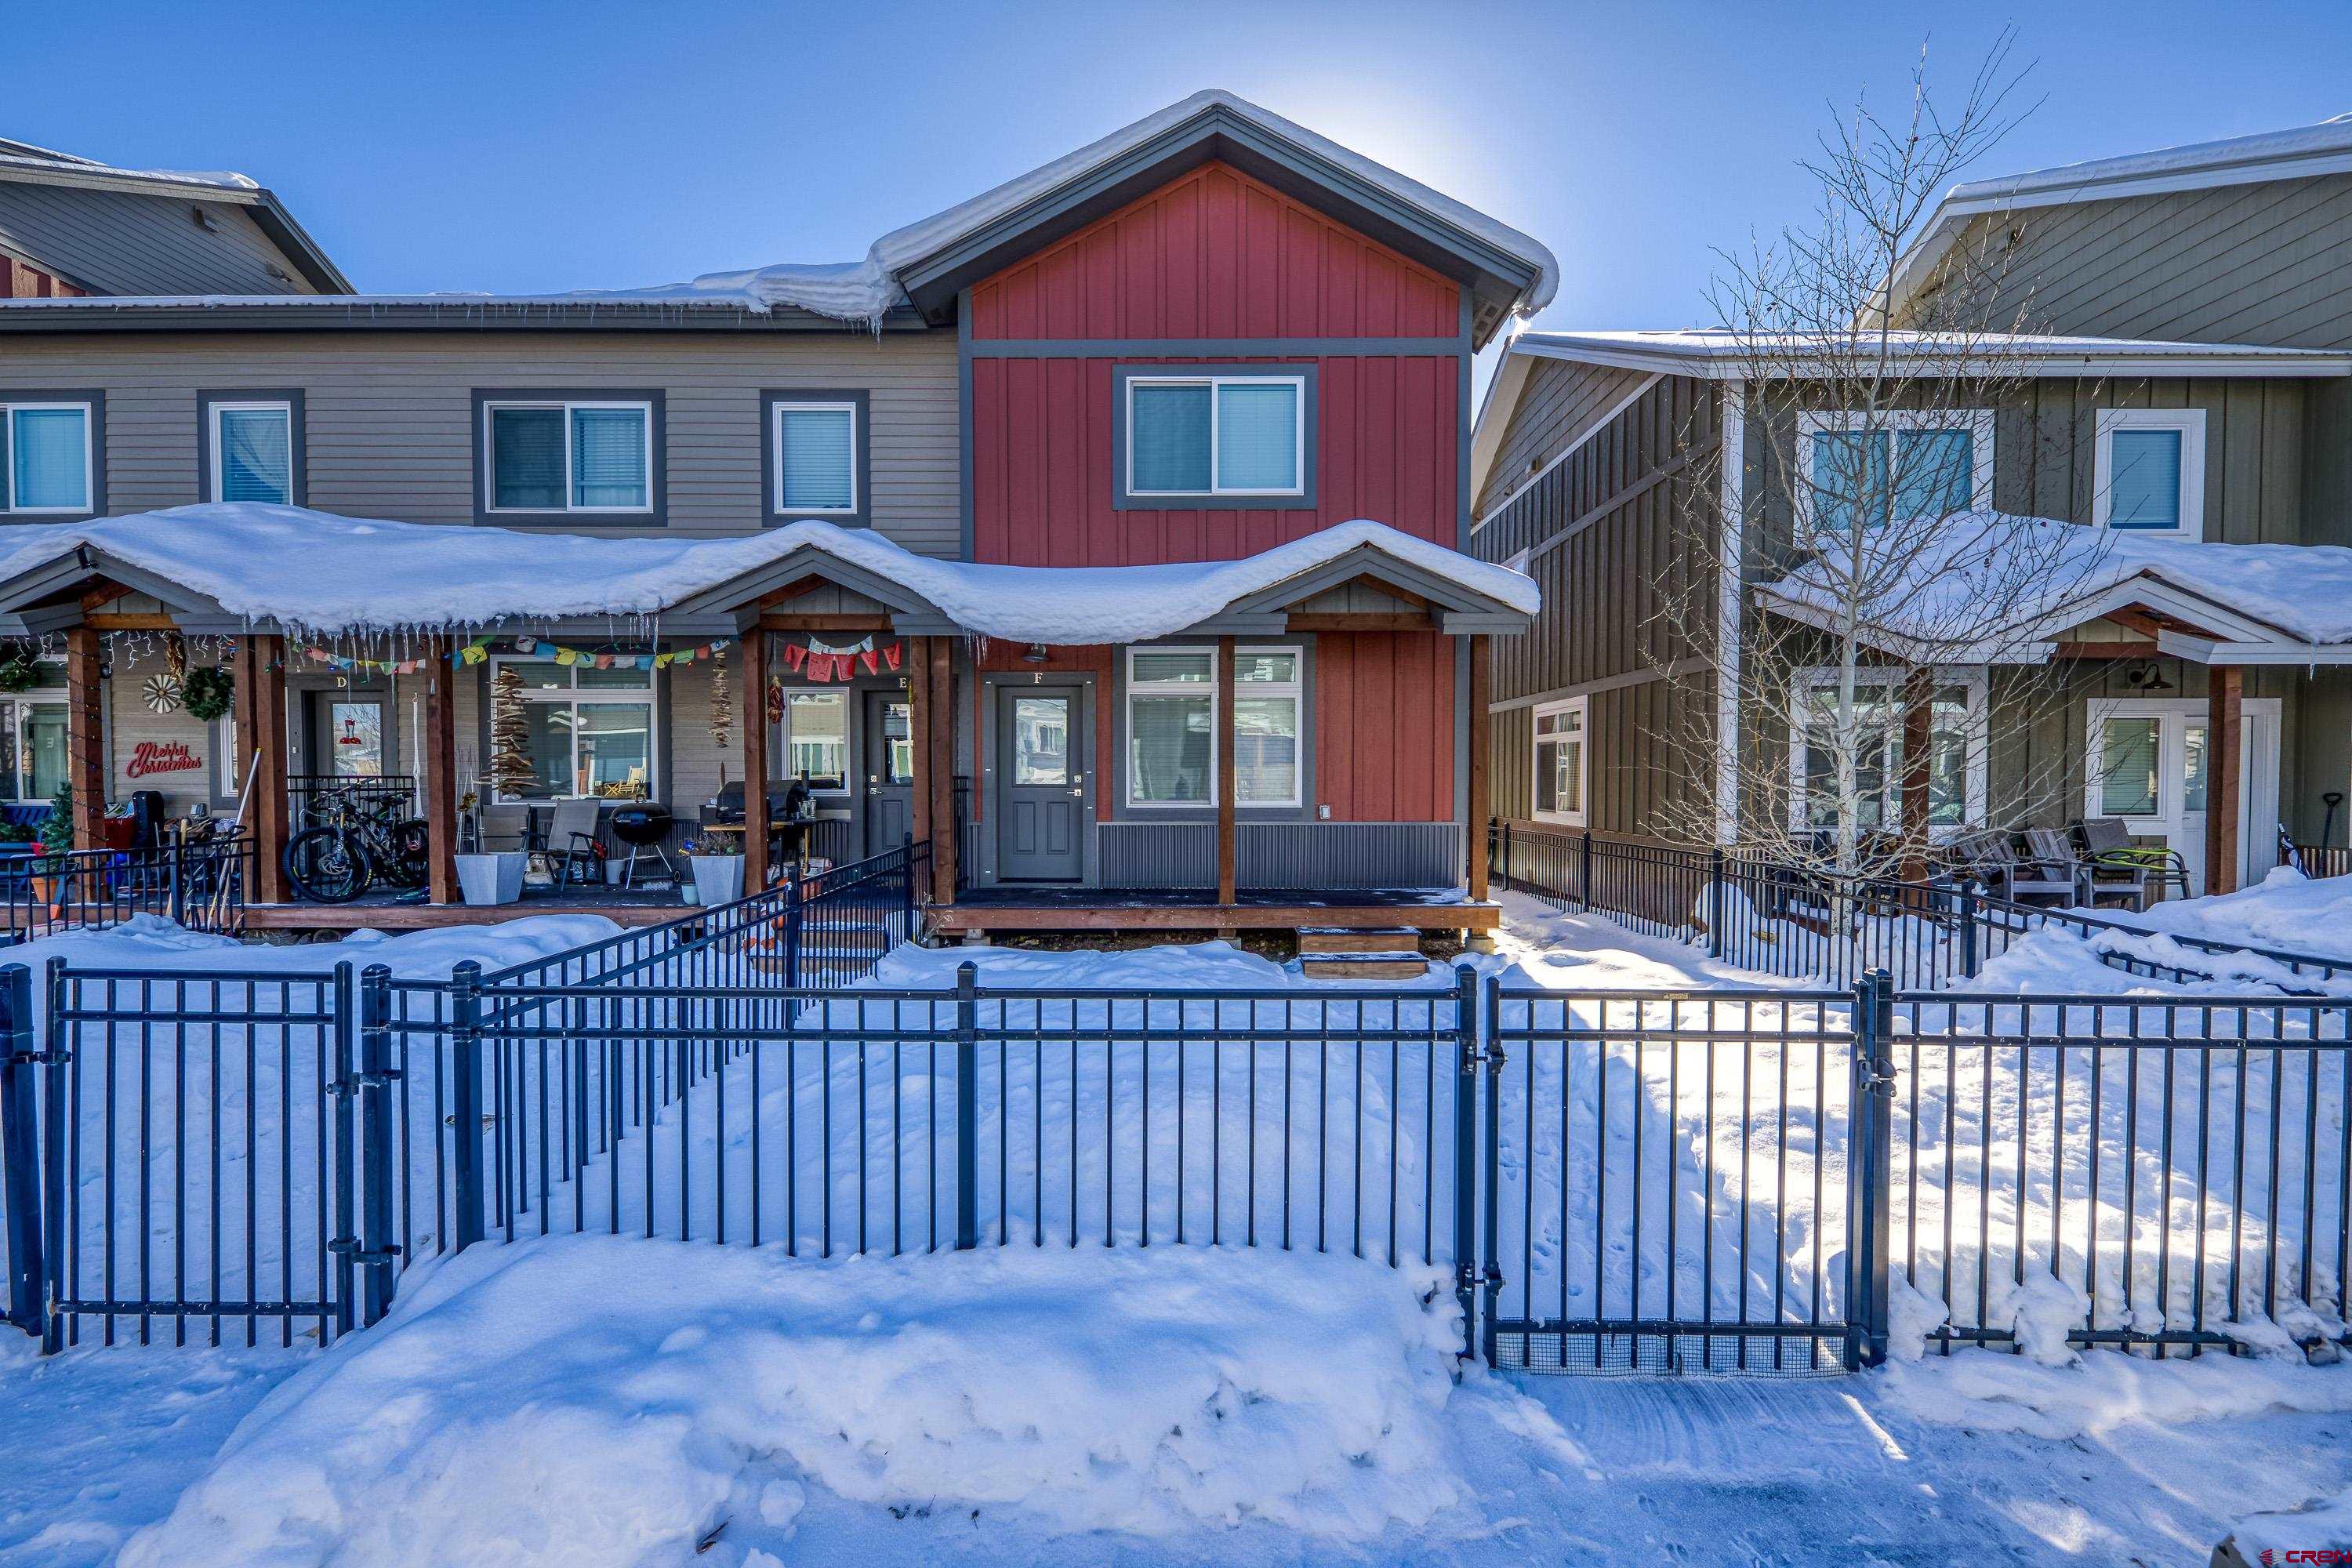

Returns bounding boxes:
[1883,1339,2352,1441]
[122,1237,1467,1566]
[582,89,1559,328]
[2126,866,2352,963]
[0,503,1536,640]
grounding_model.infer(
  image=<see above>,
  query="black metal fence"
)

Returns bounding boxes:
[1494,821,2352,993]
[290,775,418,833]
[0,836,252,948]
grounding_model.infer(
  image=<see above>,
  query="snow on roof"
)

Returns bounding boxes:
[1506,328,2352,376]
[0,143,260,194]
[1757,513,2352,649]
[0,503,1536,641]
[1943,117,2352,209]
[573,89,1559,328]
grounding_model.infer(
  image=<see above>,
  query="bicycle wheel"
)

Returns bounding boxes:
[285,826,369,903]
[377,820,430,889]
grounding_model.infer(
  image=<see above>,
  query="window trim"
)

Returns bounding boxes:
[0,393,103,519]
[762,389,871,528]
[1121,643,1304,809]
[1530,694,1588,827]
[199,390,305,506]
[0,686,68,806]
[2092,407,2207,540]
[1232,646,1304,810]
[1112,364,1318,510]
[471,389,664,526]
[1785,666,1988,838]
[1791,408,1996,533]
[777,685,851,797]
[485,653,662,804]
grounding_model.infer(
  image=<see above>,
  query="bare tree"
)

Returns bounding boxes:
[1653,34,2122,892]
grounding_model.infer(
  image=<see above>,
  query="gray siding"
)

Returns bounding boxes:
[1473,358,1652,523]
[0,331,961,554]
[1907,173,2352,350]
[0,183,319,297]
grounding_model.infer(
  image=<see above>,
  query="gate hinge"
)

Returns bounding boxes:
[1482,1261,1504,1295]
[327,1239,403,1264]
[5,1048,69,1067]
[325,1068,404,1098]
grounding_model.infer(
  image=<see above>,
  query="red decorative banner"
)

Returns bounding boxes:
[127,740,203,779]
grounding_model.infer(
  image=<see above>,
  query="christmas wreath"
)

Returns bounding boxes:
[0,659,35,694]
[182,665,235,723]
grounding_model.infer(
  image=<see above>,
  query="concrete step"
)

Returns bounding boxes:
[1298,953,1432,982]
[1298,926,1421,954]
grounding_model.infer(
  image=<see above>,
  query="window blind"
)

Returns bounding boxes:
[1893,428,1974,520]
[219,407,292,504]
[778,407,855,511]
[1216,382,1298,490]
[10,408,87,511]
[570,408,648,509]
[491,408,566,510]
[2107,429,2183,530]
[1131,383,1211,492]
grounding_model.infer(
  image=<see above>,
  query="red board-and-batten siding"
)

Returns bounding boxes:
[967,160,1461,826]
[4,260,84,297]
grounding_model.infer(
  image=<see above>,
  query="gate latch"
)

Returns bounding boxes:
[328,1239,403,1265]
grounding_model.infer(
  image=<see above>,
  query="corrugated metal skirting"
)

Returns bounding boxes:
[1096,822,1463,890]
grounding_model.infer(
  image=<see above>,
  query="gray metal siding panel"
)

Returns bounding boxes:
[0,331,961,554]
[1095,822,1463,889]
[0,183,318,297]
[1473,359,1650,522]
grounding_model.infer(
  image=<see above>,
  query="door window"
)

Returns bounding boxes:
[2097,717,2162,817]
[1013,697,1069,785]
[877,699,913,786]
[327,701,384,777]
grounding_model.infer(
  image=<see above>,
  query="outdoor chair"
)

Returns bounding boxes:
[1951,832,2077,906]
[2071,818,2187,909]
[2023,828,2096,906]
[525,800,603,887]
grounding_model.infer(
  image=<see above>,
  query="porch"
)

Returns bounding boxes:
[927,884,1501,940]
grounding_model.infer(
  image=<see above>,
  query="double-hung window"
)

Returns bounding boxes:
[1,400,96,515]
[1532,696,1587,826]
[1788,668,1987,833]
[482,397,655,517]
[2094,408,2206,539]
[1796,411,1993,535]
[1124,645,1303,808]
[1120,369,1312,506]
[206,398,297,504]
[767,394,865,522]
[489,656,657,802]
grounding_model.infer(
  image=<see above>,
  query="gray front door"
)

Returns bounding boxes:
[862,690,913,858]
[997,686,1084,881]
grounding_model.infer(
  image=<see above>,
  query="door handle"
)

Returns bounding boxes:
[1067,787,1083,797]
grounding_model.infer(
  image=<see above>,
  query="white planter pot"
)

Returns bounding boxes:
[604,858,628,887]
[688,855,745,909]
[456,851,527,906]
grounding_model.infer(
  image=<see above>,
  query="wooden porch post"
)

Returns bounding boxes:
[1217,636,1236,906]
[928,637,956,904]
[2205,664,2244,897]
[1467,635,1491,901]
[234,634,292,902]
[741,632,771,891]
[907,636,934,857]
[1898,667,1933,884]
[422,637,459,905]
[64,626,105,851]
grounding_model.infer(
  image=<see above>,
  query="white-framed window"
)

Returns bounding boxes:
[2093,408,2206,539]
[1531,695,1587,826]
[208,399,294,504]
[1787,666,1987,835]
[1126,375,1306,498]
[1,401,95,514]
[1794,409,1994,534]
[771,401,858,515]
[1124,644,1301,808]
[0,659,67,804]
[488,655,658,802]
[779,688,848,793]
[484,399,653,514]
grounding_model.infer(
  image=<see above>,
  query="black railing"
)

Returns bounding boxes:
[290,775,418,833]
[0,836,252,946]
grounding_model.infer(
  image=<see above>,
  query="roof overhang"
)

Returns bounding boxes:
[890,100,1539,347]
[1175,542,1534,637]
[0,160,350,295]
[661,545,961,637]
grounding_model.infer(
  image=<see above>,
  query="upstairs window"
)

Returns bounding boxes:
[207,399,296,504]
[1796,411,1993,534]
[482,397,655,516]
[2,401,95,515]
[1118,368,1314,507]
[2094,408,2206,539]
[765,391,869,524]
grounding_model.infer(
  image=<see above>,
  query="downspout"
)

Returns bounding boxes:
[1715,381,1745,846]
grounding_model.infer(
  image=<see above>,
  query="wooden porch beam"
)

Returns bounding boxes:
[757,614,897,633]
[86,612,179,632]
[2053,641,2161,660]
[927,637,956,903]
[234,634,292,902]
[1285,613,1436,633]
[907,637,934,862]
[1467,635,1490,900]
[422,637,458,906]
[64,626,105,850]
[2205,665,2244,896]
[1217,635,1237,905]
[742,631,771,891]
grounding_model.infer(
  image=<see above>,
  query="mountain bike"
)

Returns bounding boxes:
[283,782,430,902]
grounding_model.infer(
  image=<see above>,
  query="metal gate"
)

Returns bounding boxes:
[1478,978,1893,1374]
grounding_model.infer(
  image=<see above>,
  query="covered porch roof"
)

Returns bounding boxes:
[0,503,1537,644]
[1752,513,2352,666]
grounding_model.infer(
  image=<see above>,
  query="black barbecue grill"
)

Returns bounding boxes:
[607,800,677,886]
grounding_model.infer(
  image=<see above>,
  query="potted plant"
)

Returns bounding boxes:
[31,782,72,914]
[684,833,744,909]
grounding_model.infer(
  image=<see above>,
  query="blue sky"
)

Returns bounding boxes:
[11,1,2350,390]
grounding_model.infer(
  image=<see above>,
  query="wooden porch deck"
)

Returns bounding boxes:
[927,887,1498,937]
[245,884,689,931]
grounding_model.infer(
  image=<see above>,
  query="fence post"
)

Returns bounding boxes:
[1496,819,1512,895]
[902,832,917,937]
[1579,829,1594,913]
[327,964,358,1343]
[167,836,186,927]
[449,960,486,1253]
[1479,972,1505,1369]
[358,964,398,1328]
[1450,964,1480,1362]
[1707,848,1726,959]
[0,965,42,1338]
[1847,968,1896,1370]
[954,960,979,1251]
[1956,877,1980,982]
[783,873,803,992]
[38,960,64,1354]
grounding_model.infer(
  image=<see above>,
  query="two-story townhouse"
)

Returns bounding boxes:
[1470,117,2352,900]
[0,93,1551,941]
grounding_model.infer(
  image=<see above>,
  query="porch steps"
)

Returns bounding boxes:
[1298,952,1431,981]
[1297,926,1421,954]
